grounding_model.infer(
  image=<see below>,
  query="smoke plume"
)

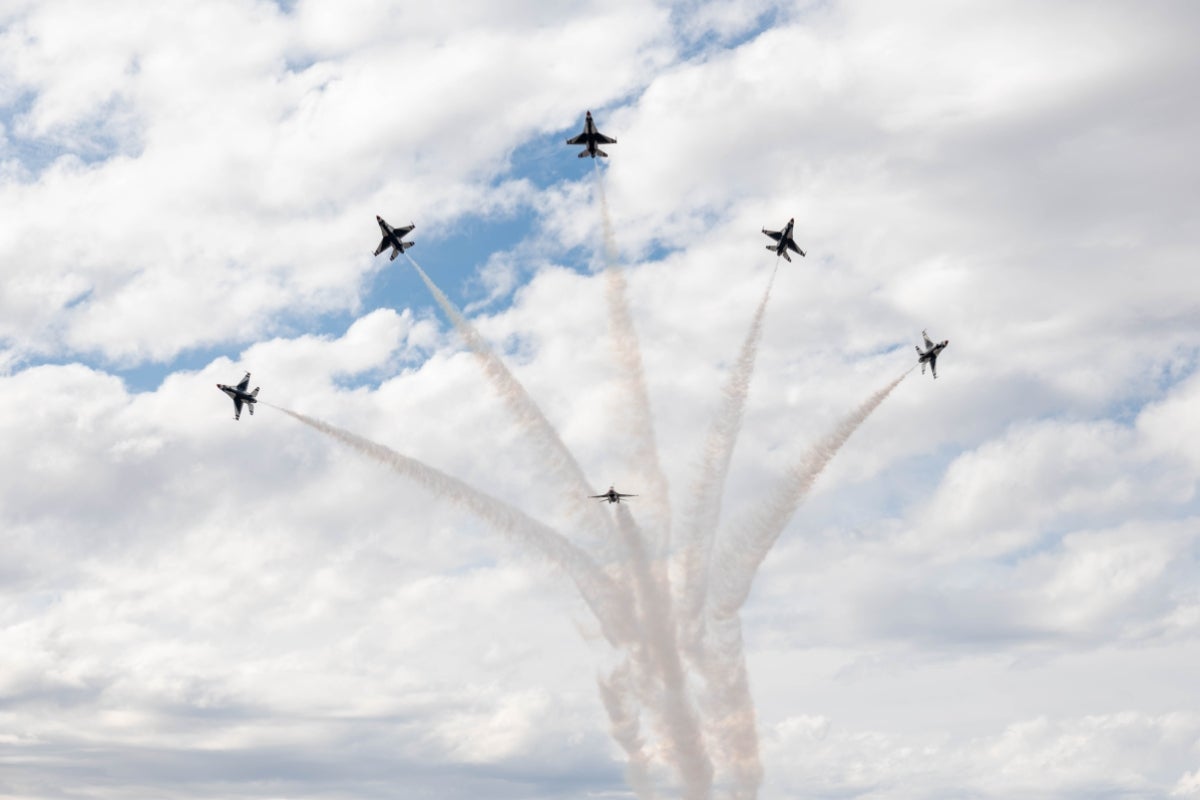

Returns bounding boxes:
[593,163,672,557]
[403,254,614,546]
[697,372,910,798]
[677,265,778,660]
[269,404,634,646]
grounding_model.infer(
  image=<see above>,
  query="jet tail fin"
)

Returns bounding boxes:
[577,150,590,158]
[595,148,609,158]
[781,250,792,263]
[251,387,260,398]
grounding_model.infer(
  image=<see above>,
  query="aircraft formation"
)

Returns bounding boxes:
[217,109,950,499]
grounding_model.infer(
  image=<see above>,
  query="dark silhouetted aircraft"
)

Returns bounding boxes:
[217,372,259,420]
[762,217,805,261]
[374,216,415,261]
[591,486,637,504]
[916,330,949,379]
[566,111,617,158]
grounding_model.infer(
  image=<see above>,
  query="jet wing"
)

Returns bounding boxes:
[233,397,243,420]
[566,133,589,145]
[236,372,251,391]
[392,223,415,237]
[922,331,935,350]
[616,493,637,499]
[786,240,804,255]
[595,133,617,144]
[763,229,783,242]
[929,353,938,379]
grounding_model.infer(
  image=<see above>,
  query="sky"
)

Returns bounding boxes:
[1,0,1199,798]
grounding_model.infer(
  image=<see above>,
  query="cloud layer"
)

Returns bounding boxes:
[1,1,1198,798]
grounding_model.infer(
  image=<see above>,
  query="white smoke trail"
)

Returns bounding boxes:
[676,264,778,661]
[593,162,672,557]
[403,254,612,545]
[615,505,714,800]
[708,371,910,618]
[598,659,657,800]
[591,165,711,796]
[269,404,635,646]
[700,615,760,800]
[700,371,911,799]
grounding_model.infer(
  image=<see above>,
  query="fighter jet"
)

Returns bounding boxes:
[916,330,949,379]
[373,216,415,261]
[590,486,637,504]
[566,111,617,158]
[217,372,260,420]
[762,217,805,261]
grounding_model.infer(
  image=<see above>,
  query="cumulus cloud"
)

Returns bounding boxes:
[0,0,674,363]
[1,1,1198,798]
[761,711,1200,799]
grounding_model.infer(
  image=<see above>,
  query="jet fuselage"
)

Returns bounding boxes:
[217,372,260,420]
[773,220,795,257]
[566,111,617,158]
[375,216,415,261]
[916,336,949,379]
[762,217,805,261]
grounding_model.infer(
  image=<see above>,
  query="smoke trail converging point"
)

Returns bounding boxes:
[614,504,714,800]
[599,659,658,800]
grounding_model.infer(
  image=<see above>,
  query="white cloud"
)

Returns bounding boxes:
[1,1,1198,798]
[758,711,1200,799]
[0,0,674,363]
